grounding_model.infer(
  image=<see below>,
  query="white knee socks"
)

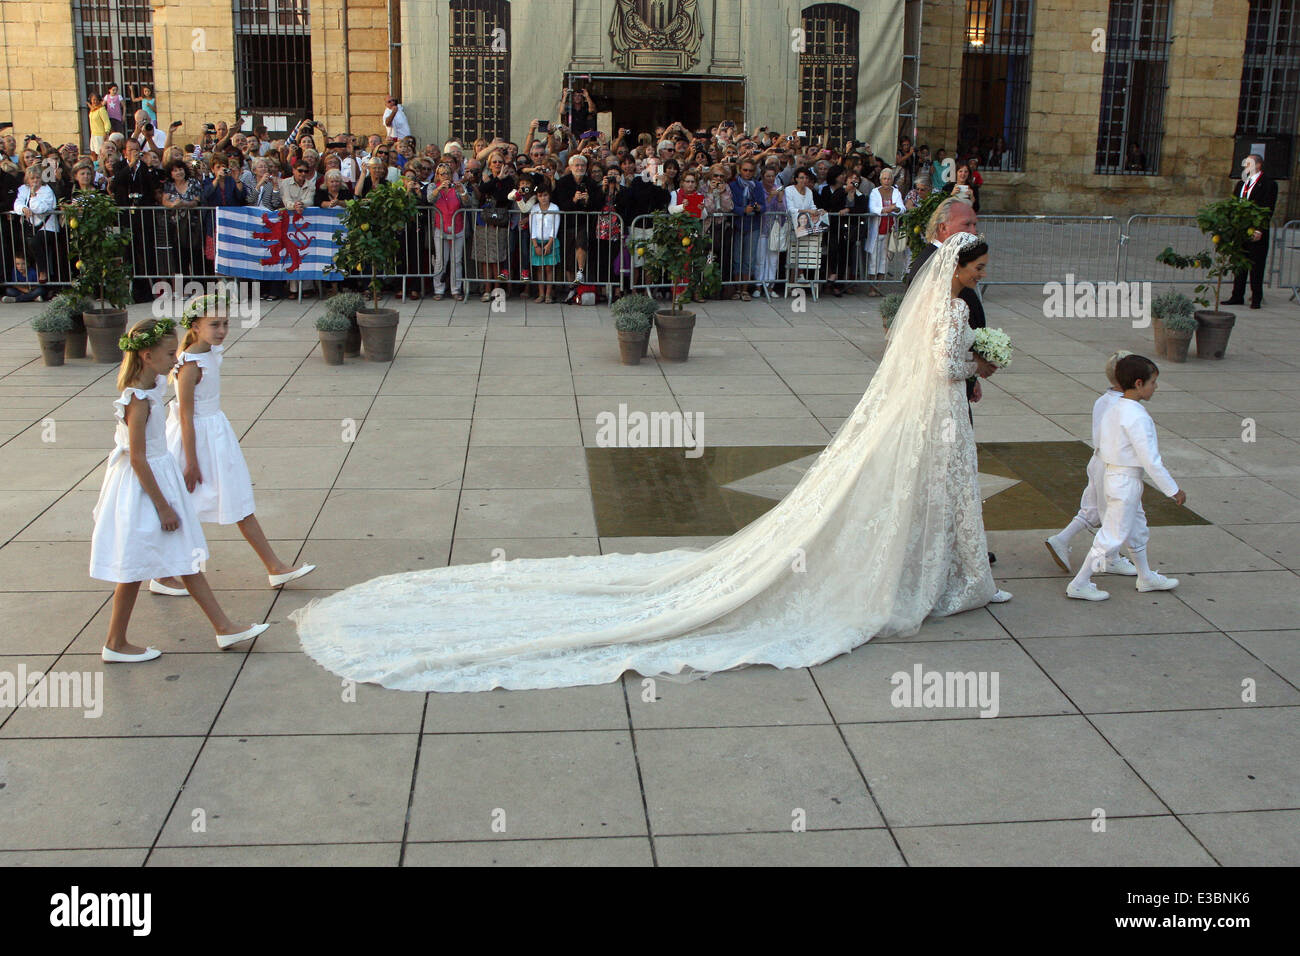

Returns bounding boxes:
[1057,516,1093,545]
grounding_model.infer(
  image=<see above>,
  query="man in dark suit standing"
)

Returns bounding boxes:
[903,196,997,563]
[111,138,160,303]
[1224,153,1276,309]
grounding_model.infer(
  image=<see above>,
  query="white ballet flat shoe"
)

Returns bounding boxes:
[1136,572,1179,592]
[268,564,316,588]
[148,579,188,596]
[988,589,1013,603]
[101,645,161,663]
[1045,535,1071,572]
[216,623,270,649]
[1067,582,1109,601]
[1105,555,1139,576]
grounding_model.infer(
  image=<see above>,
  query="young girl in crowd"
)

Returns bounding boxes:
[150,295,316,596]
[90,318,270,662]
[529,182,561,303]
[1046,350,1137,575]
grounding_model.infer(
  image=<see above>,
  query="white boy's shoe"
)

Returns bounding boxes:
[989,589,1013,603]
[101,645,161,663]
[1105,555,1139,576]
[216,623,270,649]
[1067,582,1110,601]
[1136,572,1179,592]
[149,579,188,596]
[1045,535,1071,572]
[268,564,316,588]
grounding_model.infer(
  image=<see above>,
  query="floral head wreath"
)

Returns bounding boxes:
[180,290,233,328]
[118,318,175,352]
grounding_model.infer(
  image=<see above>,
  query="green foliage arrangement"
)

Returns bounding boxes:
[62,189,132,310]
[1151,290,1194,320]
[879,292,905,329]
[31,296,76,334]
[897,190,946,258]
[1155,198,1270,310]
[638,211,721,310]
[325,290,366,319]
[330,182,420,310]
[1163,312,1198,333]
[315,313,351,332]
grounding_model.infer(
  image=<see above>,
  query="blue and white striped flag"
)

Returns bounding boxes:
[214,206,345,281]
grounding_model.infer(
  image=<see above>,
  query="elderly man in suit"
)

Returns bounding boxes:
[1224,153,1276,309]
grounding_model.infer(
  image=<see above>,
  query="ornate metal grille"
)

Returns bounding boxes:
[958,0,1034,171]
[798,4,859,147]
[1094,0,1173,175]
[233,0,313,117]
[1237,0,1300,136]
[72,0,154,115]
[450,0,511,142]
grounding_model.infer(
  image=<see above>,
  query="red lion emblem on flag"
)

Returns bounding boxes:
[253,209,315,273]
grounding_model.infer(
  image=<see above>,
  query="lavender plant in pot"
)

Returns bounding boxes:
[31,299,74,366]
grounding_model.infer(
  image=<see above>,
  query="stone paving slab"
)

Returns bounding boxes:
[0,288,1295,865]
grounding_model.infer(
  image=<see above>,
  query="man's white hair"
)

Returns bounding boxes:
[925,196,974,243]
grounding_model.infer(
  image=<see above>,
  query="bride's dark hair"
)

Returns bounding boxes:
[955,238,988,266]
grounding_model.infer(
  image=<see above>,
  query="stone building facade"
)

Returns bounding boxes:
[1,1,1294,217]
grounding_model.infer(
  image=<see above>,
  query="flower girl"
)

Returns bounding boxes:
[90,318,270,661]
[151,293,315,595]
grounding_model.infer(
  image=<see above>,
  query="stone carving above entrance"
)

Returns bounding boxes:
[609,0,704,72]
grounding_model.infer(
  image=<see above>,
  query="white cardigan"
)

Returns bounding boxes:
[14,184,59,233]
[783,184,817,226]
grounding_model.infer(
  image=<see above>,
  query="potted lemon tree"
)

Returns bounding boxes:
[639,211,720,361]
[330,182,418,362]
[63,190,132,363]
[1156,197,1269,360]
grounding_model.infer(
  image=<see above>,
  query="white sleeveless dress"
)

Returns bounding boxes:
[165,345,257,524]
[90,376,210,583]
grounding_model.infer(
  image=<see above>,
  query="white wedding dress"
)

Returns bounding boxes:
[292,234,996,692]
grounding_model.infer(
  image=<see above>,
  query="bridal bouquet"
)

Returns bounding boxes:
[972,327,1013,368]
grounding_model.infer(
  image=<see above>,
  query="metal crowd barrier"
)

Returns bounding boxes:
[7,204,1297,306]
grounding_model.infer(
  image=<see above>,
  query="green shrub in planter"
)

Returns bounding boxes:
[325,291,366,319]
[1156,197,1270,311]
[611,292,657,320]
[1151,290,1194,320]
[879,293,905,329]
[1163,312,1197,334]
[31,297,76,334]
[315,313,351,332]
[614,310,652,334]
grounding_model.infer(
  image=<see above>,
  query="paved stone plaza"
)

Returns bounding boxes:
[0,284,1297,866]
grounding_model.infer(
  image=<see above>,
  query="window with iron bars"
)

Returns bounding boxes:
[73,0,154,126]
[1237,0,1300,137]
[450,0,510,143]
[233,0,313,117]
[958,0,1033,172]
[1095,0,1173,175]
[798,4,859,148]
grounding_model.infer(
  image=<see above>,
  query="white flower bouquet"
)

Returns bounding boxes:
[972,327,1013,368]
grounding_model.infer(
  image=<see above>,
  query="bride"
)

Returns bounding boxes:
[293,232,1011,692]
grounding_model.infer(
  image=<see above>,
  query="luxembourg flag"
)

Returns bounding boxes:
[215,206,345,281]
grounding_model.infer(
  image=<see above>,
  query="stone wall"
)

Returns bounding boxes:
[149,0,238,144]
[314,0,393,139]
[0,1,81,147]
[920,0,1266,217]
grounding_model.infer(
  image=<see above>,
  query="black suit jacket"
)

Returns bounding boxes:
[111,161,159,207]
[904,240,984,399]
[1234,174,1277,224]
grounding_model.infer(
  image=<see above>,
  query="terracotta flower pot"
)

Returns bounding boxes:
[37,331,66,367]
[1194,309,1235,360]
[318,329,348,365]
[617,329,647,366]
[356,308,399,362]
[655,308,696,362]
[1151,314,1167,357]
[82,308,128,364]
[66,313,87,359]
[1164,327,1193,363]
[345,314,362,356]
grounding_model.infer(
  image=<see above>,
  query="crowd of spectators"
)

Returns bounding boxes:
[4,85,989,305]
